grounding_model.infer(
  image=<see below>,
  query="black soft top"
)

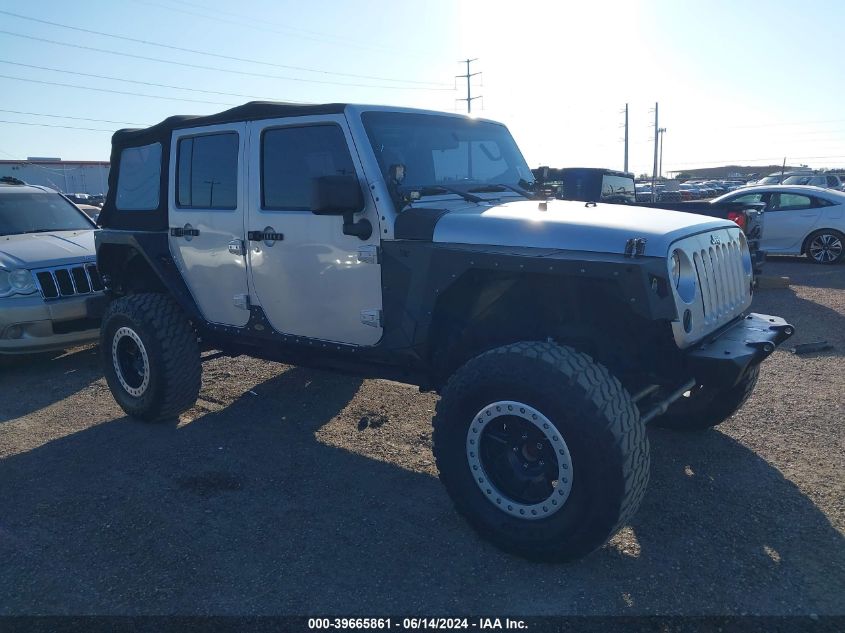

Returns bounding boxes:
[99,101,347,230]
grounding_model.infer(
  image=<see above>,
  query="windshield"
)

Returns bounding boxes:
[782,176,813,185]
[0,192,94,236]
[361,112,534,193]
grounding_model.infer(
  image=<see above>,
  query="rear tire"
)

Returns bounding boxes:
[805,229,844,265]
[652,365,760,431]
[432,341,649,562]
[100,293,201,421]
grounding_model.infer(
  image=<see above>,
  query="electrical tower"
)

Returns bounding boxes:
[651,102,659,201]
[456,58,482,114]
[657,127,667,178]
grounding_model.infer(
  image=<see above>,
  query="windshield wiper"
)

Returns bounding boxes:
[468,183,534,198]
[405,185,484,204]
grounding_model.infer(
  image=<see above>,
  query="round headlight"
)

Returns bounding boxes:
[4,269,36,295]
[670,250,681,287]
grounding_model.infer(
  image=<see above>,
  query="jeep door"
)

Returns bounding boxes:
[168,123,250,327]
[246,116,383,345]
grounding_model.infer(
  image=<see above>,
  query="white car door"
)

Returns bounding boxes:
[168,123,250,327]
[762,192,823,253]
[245,115,383,345]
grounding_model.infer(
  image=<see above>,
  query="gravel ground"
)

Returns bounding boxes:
[0,257,842,616]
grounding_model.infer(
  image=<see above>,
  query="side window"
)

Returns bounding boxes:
[116,143,162,210]
[770,193,812,211]
[731,193,764,204]
[262,124,357,210]
[827,176,840,188]
[176,132,239,209]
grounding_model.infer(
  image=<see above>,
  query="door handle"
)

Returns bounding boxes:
[170,225,200,238]
[248,228,284,244]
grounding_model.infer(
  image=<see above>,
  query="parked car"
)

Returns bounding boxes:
[93,102,793,562]
[0,183,103,357]
[782,173,843,190]
[713,185,845,264]
[679,183,701,200]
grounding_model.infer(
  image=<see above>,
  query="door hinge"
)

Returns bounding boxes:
[227,239,245,256]
[233,294,251,310]
[360,309,383,328]
[357,244,381,264]
[624,237,647,258]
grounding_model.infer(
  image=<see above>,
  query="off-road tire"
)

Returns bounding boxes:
[101,293,201,421]
[432,341,649,562]
[652,365,760,431]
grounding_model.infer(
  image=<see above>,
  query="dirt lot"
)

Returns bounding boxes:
[0,257,843,616]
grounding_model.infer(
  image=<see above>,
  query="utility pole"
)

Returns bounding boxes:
[623,103,629,173]
[651,102,659,201]
[658,127,667,178]
[456,58,481,114]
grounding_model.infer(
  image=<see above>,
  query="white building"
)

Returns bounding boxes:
[0,159,110,195]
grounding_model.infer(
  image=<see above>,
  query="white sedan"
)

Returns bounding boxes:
[712,185,845,264]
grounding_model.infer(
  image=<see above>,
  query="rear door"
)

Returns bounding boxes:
[763,192,823,252]
[245,115,383,345]
[168,124,250,327]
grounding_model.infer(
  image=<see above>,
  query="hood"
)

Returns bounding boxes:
[0,230,96,270]
[431,198,734,257]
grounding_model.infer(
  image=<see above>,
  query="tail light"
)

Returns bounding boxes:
[728,211,747,231]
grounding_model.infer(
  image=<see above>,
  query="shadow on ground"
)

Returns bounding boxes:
[1,366,843,616]
[0,346,101,423]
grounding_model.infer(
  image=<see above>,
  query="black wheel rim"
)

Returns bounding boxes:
[466,401,574,519]
[480,416,559,505]
[111,326,150,397]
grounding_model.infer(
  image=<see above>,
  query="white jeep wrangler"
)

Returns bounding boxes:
[92,102,793,561]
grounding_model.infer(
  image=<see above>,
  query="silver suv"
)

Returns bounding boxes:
[93,102,794,562]
[0,183,103,356]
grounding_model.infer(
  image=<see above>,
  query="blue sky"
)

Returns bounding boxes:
[1,0,844,175]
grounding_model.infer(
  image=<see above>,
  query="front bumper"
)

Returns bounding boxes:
[0,293,102,355]
[685,312,794,387]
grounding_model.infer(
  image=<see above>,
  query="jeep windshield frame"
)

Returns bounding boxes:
[361,111,534,207]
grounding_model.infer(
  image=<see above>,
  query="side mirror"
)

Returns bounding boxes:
[311,175,364,216]
[310,175,372,240]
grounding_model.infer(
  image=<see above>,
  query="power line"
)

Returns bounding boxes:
[0,9,449,87]
[0,119,115,132]
[0,108,148,126]
[0,60,290,101]
[128,0,430,61]
[0,30,455,91]
[0,73,235,105]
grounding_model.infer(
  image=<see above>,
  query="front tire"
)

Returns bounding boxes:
[805,229,844,265]
[432,341,649,562]
[100,293,201,421]
[652,365,760,431]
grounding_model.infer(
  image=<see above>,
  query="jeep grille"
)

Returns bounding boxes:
[34,263,103,300]
[692,237,748,325]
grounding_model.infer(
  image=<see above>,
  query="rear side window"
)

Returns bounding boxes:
[261,125,356,210]
[116,143,162,211]
[177,132,239,209]
[771,193,812,210]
